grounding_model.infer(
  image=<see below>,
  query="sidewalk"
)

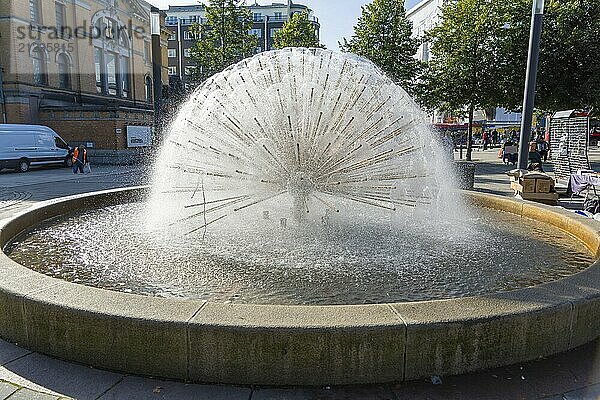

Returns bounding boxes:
[470,147,600,213]
[0,161,598,399]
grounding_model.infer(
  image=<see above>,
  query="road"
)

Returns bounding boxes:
[0,165,149,220]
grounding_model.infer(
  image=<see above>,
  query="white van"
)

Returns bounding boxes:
[0,124,72,172]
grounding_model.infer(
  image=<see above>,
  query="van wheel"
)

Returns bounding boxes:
[65,156,73,168]
[17,159,30,173]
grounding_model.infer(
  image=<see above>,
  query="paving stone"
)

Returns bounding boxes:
[0,382,19,399]
[0,353,123,399]
[250,385,396,400]
[6,388,59,400]
[565,340,600,386]
[563,383,600,400]
[0,341,31,366]
[97,376,250,400]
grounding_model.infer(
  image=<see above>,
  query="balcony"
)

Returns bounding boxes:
[253,15,318,24]
[165,17,207,26]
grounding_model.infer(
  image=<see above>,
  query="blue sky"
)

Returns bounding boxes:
[147,0,421,50]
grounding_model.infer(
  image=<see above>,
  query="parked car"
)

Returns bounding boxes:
[0,124,72,172]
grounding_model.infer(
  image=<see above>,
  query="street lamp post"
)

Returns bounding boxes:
[517,0,545,170]
[0,66,7,124]
[150,8,163,138]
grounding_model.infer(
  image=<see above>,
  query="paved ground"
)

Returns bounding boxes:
[0,165,148,220]
[0,160,598,399]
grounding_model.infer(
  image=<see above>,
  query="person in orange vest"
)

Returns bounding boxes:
[72,145,87,174]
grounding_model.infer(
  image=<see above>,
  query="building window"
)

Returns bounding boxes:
[166,16,177,25]
[106,52,117,96]
[183,30,195,41]
[168,48,176,58]
[55,2,66,36]
[270,28,281,37]
[145,76,153,102]
[250,28,262,38]
[94,47,104,93]
[105,18,116,39]
[120,57,130,98]
[183,48,191,58]
[422,42,430,62]
[30,0,42,24]
[57,53,71,89]
[185,66,195,76]
[168,66,177,76]
[168,33,176,41]
[253,13,263,22]
[274,12,283,21]
[31,45,47,86]
[144,41,151,64]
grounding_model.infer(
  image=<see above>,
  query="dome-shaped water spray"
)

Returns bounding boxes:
[149,48,448,233]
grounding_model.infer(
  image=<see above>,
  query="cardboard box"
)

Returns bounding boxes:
[520,178,536,193]
[521,191,559,205]
[535,179,552,193]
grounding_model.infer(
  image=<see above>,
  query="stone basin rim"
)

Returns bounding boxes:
[0,186,598,386]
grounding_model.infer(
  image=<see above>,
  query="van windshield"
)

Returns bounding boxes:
[54,136,69,149]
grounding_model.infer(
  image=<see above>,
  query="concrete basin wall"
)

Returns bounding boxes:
[0,188,598,385]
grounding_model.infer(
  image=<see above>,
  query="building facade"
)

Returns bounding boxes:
[0,0,169,150]
[165,2,320,90]
[406,0,443,64]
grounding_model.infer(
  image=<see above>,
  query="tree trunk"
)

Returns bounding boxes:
[466,105,474,161]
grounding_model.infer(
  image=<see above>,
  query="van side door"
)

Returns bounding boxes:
[11,133,37,161]
[35,132,57,164]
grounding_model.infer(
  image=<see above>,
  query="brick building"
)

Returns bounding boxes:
[165,2,320,91]
[0,0,169,150]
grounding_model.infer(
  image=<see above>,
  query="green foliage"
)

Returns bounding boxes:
[273,11,324,49]
[418,0,600,115]
[416,0,514,114]
[492,0,600,112]
[189,0,257,83]
[341,0,420,92]
[536,0,600,111]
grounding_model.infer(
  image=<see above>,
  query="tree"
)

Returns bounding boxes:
[273,11,324,49]
[415,0,514,161]
[416,0,600,161]
[495,0,600,113]
[340,0,420,93]
[536,0,600,111]
[189,0,257,83]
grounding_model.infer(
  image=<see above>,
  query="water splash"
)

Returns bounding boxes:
[148,48,456,234]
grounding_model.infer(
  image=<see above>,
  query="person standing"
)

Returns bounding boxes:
[527,141,543,171]
[537,137,549,162]
[72,145,87,174]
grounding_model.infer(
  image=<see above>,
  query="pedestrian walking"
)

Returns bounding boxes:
[537,137,549,162]
[72,145,87,174]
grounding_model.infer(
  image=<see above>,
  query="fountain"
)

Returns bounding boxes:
[0,49,598,385]
[147,48,453,231]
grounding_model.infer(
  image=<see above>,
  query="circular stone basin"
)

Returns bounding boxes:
[5,202,594,305]
[0,187,598,386]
